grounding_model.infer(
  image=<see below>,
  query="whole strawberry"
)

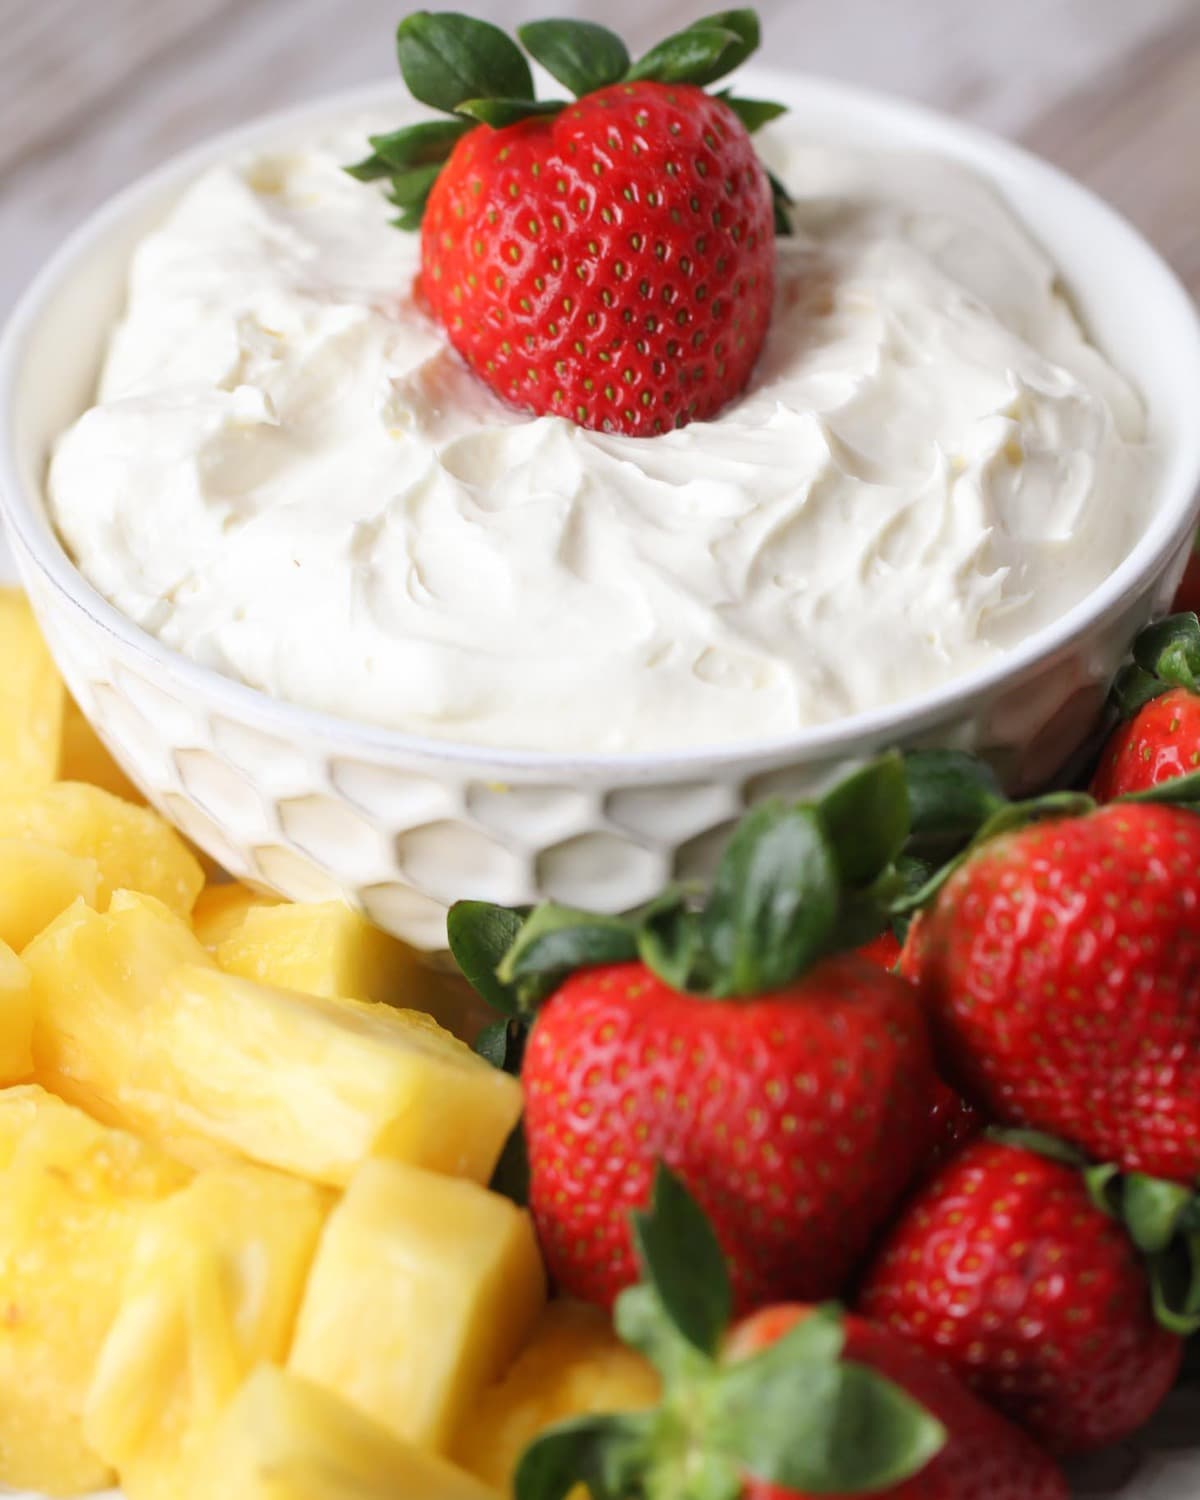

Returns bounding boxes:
[1093,687,1200,799]
[1092,613,1200,799]
[525,952,933,1310]
[350,12,785,434]
[515,1166,1068,1500]
[451,756,936,1313]
[859,1137,1183,1454]
[918,801,1200,1181]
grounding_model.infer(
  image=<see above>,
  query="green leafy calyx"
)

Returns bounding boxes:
[345,9,787,228]
[514,1165,945,1500]
[449,752,912,1009]
[1111,612,1200,719]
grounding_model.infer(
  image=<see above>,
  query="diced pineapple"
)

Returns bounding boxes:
[454,1301,661,1494]
[0,1084,189,1494]
[0,941,32,1084]
[0,837,100,952]
[197,1366,500,1500]
[0,590,64,795]
[86,1163,329,1500]
[0,782,203,914]
[59,695,142,802]
[27,896,521,1185]
[191,882,278,950]
[216,899,419,1007]
[289,1159,546,1454]
[25,891,222,1158]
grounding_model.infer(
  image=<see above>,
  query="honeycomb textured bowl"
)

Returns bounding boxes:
[3,71,1200,951]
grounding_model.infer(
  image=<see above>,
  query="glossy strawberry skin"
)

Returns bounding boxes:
[522,956,936,1312]
[858,929,902,971]
[729,1306,1068,1499]
[1091,687,1200,799]
[859,1140,1181,1454]
[420,81,774,434]
[919,804,1200,1181]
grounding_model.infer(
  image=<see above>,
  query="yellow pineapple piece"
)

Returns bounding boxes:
[0,837,100,952]
[0,782,203,915]
[59,695,142,802]
[0,940,32,1084]
[0,590,64,795]
[192,882,278,950]
[27,896,521,1185]
[0,1084,189,1494]
[216,899,419,1006]
[86,1163,329,1500]
[289,1159,545,1454]
[25,891,221,1157]
[454,1301,661,1494]
[197,1366,500,1500]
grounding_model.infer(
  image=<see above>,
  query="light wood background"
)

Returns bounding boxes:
[2,0,1199,314]
[1,5,1199,1498]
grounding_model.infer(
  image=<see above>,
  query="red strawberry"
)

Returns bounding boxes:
[353,13,783,434]
[1092,686,1200,799]
[422,81,774,432]
[515,1166,1068,1500]
[730,1308,1068,1499]
[859,1138,1182,1454]
[858,928,902,971]
[918,801,1200,1181]
[523,953,935,1311]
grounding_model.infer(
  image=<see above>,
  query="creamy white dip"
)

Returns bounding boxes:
[48,117,1152,752]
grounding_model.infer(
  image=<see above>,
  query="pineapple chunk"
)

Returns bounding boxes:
[216,899,419,1006]
[86,1163,329,1500]
[59,695,142,802]
[197,1366,499,1500]
[0,1084,189,1494]
[0,782,203,914]
[0,837,100,952]
[289,1159,545,1453]
[454,1301,661,1494]
[27,896,521,1185]
[0,940,32,1084]
[0,590,64,795]
[192,882,278,950]
[25,891,221,1158]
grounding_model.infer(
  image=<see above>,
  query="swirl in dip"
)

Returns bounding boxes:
[48,116,1153,753]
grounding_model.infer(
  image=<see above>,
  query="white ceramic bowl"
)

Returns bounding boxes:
[2,70,1200,951]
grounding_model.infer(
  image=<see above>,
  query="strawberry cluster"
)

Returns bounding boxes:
[449,603,1200,1499]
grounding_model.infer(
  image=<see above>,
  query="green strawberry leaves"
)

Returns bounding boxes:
[1111,611,1200,719]
[516,1166,945,1500]
[348,9,787,229]
[1084,1163,1200,1336]
[702,802,839,997]
[630,1164,732,1356]
[450,753,916,1006]
[517,20,631,97]
[514,1412,656,1500]
[396,11,535,112]
[710,1307,946,1494]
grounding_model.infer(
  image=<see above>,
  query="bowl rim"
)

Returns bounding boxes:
[3,67,1200,776]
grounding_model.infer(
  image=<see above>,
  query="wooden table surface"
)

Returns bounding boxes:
[1,0,1199,314]
[1,5,1199,1499]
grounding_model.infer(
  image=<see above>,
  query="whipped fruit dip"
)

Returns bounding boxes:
[47,117,1153,754]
